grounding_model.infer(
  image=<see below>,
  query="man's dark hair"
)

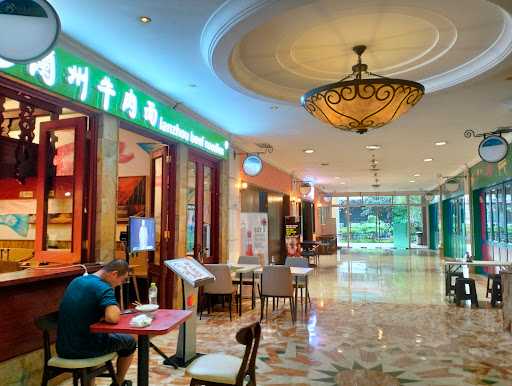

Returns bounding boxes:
[102,259,129,275]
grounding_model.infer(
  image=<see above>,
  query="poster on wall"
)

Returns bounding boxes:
[240,212,268,265]
[285,216,301,257]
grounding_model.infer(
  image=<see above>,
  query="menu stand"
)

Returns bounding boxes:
[163,258,215,367]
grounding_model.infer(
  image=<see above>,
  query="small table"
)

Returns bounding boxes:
[229,264,260,315]
[90,309,192,386]
[444,259,512,298]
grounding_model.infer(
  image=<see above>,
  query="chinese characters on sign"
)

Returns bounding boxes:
[0,48,229,159]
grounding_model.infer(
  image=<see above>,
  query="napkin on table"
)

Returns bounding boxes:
[129,314,153,327]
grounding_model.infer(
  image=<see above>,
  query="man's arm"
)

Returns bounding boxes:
[104,304,121,324]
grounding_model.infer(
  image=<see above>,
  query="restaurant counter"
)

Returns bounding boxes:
[0,263,101,362]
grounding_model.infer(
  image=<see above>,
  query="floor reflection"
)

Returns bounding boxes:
[59,250,512,386]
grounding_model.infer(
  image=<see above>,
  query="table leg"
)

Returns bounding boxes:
[251,272,255,309]
[239,272,243,317]
[305,275,309,313]
[294,276,298,321]
[138,335,150,386]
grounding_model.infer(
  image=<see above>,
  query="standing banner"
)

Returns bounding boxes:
[285,216,301,257]
[240,212,269,265]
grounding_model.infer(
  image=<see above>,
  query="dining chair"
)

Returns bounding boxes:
[186,322,261,386]
[232,256,260,308]
[35,311,117,386]
[285,257,312,308]
[259,266,295,323]
[202,264,239,321]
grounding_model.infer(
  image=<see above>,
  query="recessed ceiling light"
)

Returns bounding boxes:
[303,149,314,154]
[139,16,152,23]
[435,141,447,146]
[424,158,433,162]
[270,105,279,110]
[334,176,340,179]
[413,173,421,177]
[340,182,346,185]
[366,145,381,150]
[409,180,416,183]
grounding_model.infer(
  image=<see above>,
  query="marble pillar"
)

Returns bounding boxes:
[225,149,240,264]
[94,114,119,262]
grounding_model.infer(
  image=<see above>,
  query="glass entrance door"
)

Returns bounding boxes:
[187,152,219,263]
[148,146,175,308]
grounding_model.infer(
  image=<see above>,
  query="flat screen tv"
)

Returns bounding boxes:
[128,217,156,253]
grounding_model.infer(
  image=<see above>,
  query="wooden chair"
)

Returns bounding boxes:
[201,264,239,321]
[186,322,261,386]
[35,311,117,386]
[260,266,296,323]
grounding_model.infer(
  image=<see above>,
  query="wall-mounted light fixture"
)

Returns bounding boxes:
[240,181,248,190]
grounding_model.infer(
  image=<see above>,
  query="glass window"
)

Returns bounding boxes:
[409,195,422,205]
[506,184,512,242]
[486,191,492,241]
[491,189,499,242]
[498,186,506,242]
[44,129,75,251]
[333,196,347,206]
[348,196,362,206]
[203,166,212,256]
[363,196,392,205]
[152,156,163,265]
[393,196,407,204]
[186,161,196,255]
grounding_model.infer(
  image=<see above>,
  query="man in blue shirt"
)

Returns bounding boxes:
[57,259,136,386]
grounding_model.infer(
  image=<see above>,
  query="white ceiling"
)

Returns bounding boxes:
[49,0,512,192]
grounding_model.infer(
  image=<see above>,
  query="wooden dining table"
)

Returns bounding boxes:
[90,309,191,386]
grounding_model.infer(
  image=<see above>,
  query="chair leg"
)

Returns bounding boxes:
[106,360,116,384]
[41,367,49,386]
[229,294,232,321]
[265,297,269,318]
[272,297,275,311]
[72,371,79,386]
[260,296,265,321]
[300,287,303,308]
[80,369,89,386]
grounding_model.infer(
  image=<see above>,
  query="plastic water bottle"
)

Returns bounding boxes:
[148,282,158,305]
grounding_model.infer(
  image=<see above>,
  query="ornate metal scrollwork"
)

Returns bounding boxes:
[15,102,36,184]
[464,126,512,139]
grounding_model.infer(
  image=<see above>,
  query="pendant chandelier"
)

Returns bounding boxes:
[301,45,424,134]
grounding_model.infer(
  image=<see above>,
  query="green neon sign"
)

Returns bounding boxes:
[0,47,229,158]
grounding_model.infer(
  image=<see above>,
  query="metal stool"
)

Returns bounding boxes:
[445,271,463,296]
[491,275,502,307]
[486,273,500,298]
[454,277,479,307]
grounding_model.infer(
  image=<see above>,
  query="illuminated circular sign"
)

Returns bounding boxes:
[478,135,509,163]
[0,0,61,63]
[242,155,263,176]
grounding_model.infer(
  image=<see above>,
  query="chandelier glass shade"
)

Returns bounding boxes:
[301,45,425,134]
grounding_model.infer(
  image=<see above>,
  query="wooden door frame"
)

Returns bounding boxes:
[148,145,177,308]
[35,117,87,263]
[0,75,99,263]
[188,150,220,263]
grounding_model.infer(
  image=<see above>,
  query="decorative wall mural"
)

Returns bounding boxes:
[117,176,146,222]
[0,214,29,237]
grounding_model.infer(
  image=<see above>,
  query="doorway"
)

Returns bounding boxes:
[186,151,219,263]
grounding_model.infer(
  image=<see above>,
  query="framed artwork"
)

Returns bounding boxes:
[117,176,146,222]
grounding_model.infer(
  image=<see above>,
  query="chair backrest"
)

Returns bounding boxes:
[238,255,260,265]
[235,322,261,385]
[260,266,293,297]
[35,311,59,364]
[203,264,233,294]
[285,257,309,268]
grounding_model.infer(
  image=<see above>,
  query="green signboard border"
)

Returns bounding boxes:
[0,47,229,159]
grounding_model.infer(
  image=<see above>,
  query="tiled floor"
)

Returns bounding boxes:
[60,250,512,385]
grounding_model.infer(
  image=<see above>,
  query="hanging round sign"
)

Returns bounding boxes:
[478,135,509,163]
[0,0,61,63]
[242,155,263,177]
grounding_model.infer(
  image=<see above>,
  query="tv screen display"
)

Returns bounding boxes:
[129,217,156,253]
